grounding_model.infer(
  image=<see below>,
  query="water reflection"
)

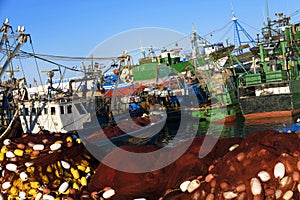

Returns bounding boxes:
[157,112,295,146]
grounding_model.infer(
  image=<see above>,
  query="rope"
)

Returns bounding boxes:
[0,110,19,140]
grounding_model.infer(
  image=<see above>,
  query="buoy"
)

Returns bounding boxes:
[113,69,118,75]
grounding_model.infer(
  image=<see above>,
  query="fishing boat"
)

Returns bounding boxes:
[190,68,240,124]
[186,41,240,124]
[0,19,167,150]
[236,12,300,121]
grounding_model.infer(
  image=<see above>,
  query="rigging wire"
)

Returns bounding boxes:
[28,36,47,94]
[203,20,232,38]
[17,57,26,79]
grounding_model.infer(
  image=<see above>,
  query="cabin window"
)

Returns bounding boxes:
[67,105,72,114]
[44,108,48,115]
[24,108,29,116]
[37,107,42,115]
[60,106,65,114]
[74,103,87,114]
[50,107,56,115]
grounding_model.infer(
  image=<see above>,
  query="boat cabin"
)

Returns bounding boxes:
[18,98,91,134]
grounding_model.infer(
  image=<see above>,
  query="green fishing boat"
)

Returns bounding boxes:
[236,12,300,121]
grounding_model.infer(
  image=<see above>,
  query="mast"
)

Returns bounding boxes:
[266,0,272,40]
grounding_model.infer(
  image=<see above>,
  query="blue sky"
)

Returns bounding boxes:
[1,0,300,82]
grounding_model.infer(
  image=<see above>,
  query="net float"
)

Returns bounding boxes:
[66,136,73,143]
[235,183,246,193]
[250,178,262,196]
[34,192,42,200]
[0,146,8,153]
[70,168,80,179]
[187,179,201,193]
[280,176,292,188]
[61,161,70,169]
[66,142,73,148]
[257,170,270,182]
[54,140,63,144]
[2,181,11,190]
[50,143,61,151]
[9,185,18,196]
[293,171,300,182]
[77,165,86,171]
[229,144,239,152]
[28,188,38,196]
[30,181,41,189]
[25,162,34,167]
[42,194,55,200]
[283,190,293,200]
[0,152,4,161]
[102,188,116,199]
[206,193,214,200]
[3,139,11,146]
[85,166,91,173]
[6,163,17,171]
[5,151,15,158]
[33,144,44,151]
[223,191,238,199]
[42,139,49,144]
[72,182,80,190]
[20,171,28,181]
[274,162,285,179]
[205,173,214,183]
[179,180,191,192]
[58,181,69,194]
[14,149,24,157]
[28,142,35,147]
[19,191,26,199]
[17,143,25,149]
[80,176,87,186]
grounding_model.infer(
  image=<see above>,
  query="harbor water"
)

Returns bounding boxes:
[156,112,295,146]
